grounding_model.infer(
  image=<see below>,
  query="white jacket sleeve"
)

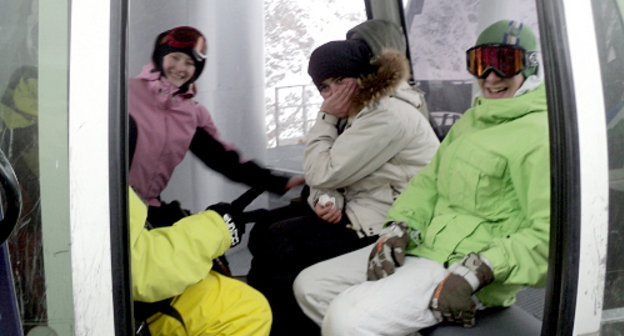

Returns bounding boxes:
[304,108,408,189]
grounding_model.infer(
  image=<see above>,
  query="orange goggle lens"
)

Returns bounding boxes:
[466,45,526,78]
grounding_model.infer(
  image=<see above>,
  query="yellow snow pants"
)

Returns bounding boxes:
[147,270,272,336]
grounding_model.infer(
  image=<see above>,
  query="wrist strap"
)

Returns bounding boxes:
[449,253,494,291]
[449,264,481,291]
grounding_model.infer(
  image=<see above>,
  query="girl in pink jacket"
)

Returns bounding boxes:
[128,26,302,227]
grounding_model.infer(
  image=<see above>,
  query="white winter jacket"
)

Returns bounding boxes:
[304,50,440,237]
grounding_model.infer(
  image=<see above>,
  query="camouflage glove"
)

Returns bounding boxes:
[367,221,410,280]
[430,253,494,327]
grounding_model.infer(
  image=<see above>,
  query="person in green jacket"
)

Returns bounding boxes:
[129,187,271,335]
[293,19,549,335]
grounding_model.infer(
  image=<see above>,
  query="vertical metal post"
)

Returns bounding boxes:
[274,87,280,147]
[109,0,132,334]
[302,85,308,134]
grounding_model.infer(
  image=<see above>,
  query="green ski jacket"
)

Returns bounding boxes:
[387,83,550,307]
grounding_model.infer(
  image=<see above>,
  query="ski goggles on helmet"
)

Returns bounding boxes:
[466,44,537,78]
[161,26,207,62]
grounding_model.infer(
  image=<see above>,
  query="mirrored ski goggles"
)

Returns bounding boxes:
[161,26,207,61]
[466,44,537,78]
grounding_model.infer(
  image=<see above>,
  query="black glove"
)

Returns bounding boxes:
[367,221,411,280]
[147,200,190,228]
[208,188,267,248]
[430,253,494,327]
[208,203,246,248]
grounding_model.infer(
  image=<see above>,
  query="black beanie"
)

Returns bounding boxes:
[308,39,373,88]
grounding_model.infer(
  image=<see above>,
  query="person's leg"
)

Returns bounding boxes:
[247,201,308,256]
[247,214,376,336]
[294,244,374,325]
[322,257,448,336]
[147,271,271,336]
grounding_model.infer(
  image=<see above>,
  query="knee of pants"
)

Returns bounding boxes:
[238,286,273,333]
[322,295,363,336]
[293,267,315,307]
[150,272,273,336]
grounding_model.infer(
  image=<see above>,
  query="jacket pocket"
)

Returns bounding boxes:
[448,147,507,217]
[423,214,483,261]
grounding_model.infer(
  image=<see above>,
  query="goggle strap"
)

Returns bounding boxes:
[193,49,207,61]
[525,50,538,67]
[478,66,520,79]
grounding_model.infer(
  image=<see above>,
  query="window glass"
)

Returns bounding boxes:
[403,0,538,138]
[264,0,366,147]
[0,1,45,333]
[0,0,73,334]
[592,0,624,333]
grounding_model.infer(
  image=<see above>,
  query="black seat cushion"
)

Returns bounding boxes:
[420,305,541,336]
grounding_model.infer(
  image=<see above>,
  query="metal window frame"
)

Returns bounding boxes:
[108,0,132,335]
[538,0,608,334]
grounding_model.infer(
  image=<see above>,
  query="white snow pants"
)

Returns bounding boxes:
[293,243,449,336]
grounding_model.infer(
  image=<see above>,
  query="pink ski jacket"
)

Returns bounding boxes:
[129,64,288,206]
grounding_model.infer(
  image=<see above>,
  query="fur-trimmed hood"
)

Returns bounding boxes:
[351,48,410,110]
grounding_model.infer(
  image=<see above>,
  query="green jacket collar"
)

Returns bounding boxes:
[471,82,547,126]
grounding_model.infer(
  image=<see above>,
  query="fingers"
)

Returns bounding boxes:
[367,256,386,281]
[321,208,341,223]
[367,239,397,281]
[391,246,406,266]
[446,306,476,327]
[328,211,342,224]
[429,275,477,328]
[320,80,358,118]
[381,246,396,275]
[367,258,392,281]
[461,309,476,328]
[335,79,357,102]
[367,254,394,280]
[314,203,342,223]
[285,176,305,189]
[334,81,357,114]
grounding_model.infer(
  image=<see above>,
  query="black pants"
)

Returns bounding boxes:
[247,204,378,336]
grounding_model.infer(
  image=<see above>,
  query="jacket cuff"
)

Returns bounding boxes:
[317,111,339,126]
[480,247,510,281]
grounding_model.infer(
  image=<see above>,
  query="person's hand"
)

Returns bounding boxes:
[285,176,305,190]
[430,253,494,327]
[314,201,342,223]
[320,78,358,119]
[207,202,245,247]
[367,221,410,280]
